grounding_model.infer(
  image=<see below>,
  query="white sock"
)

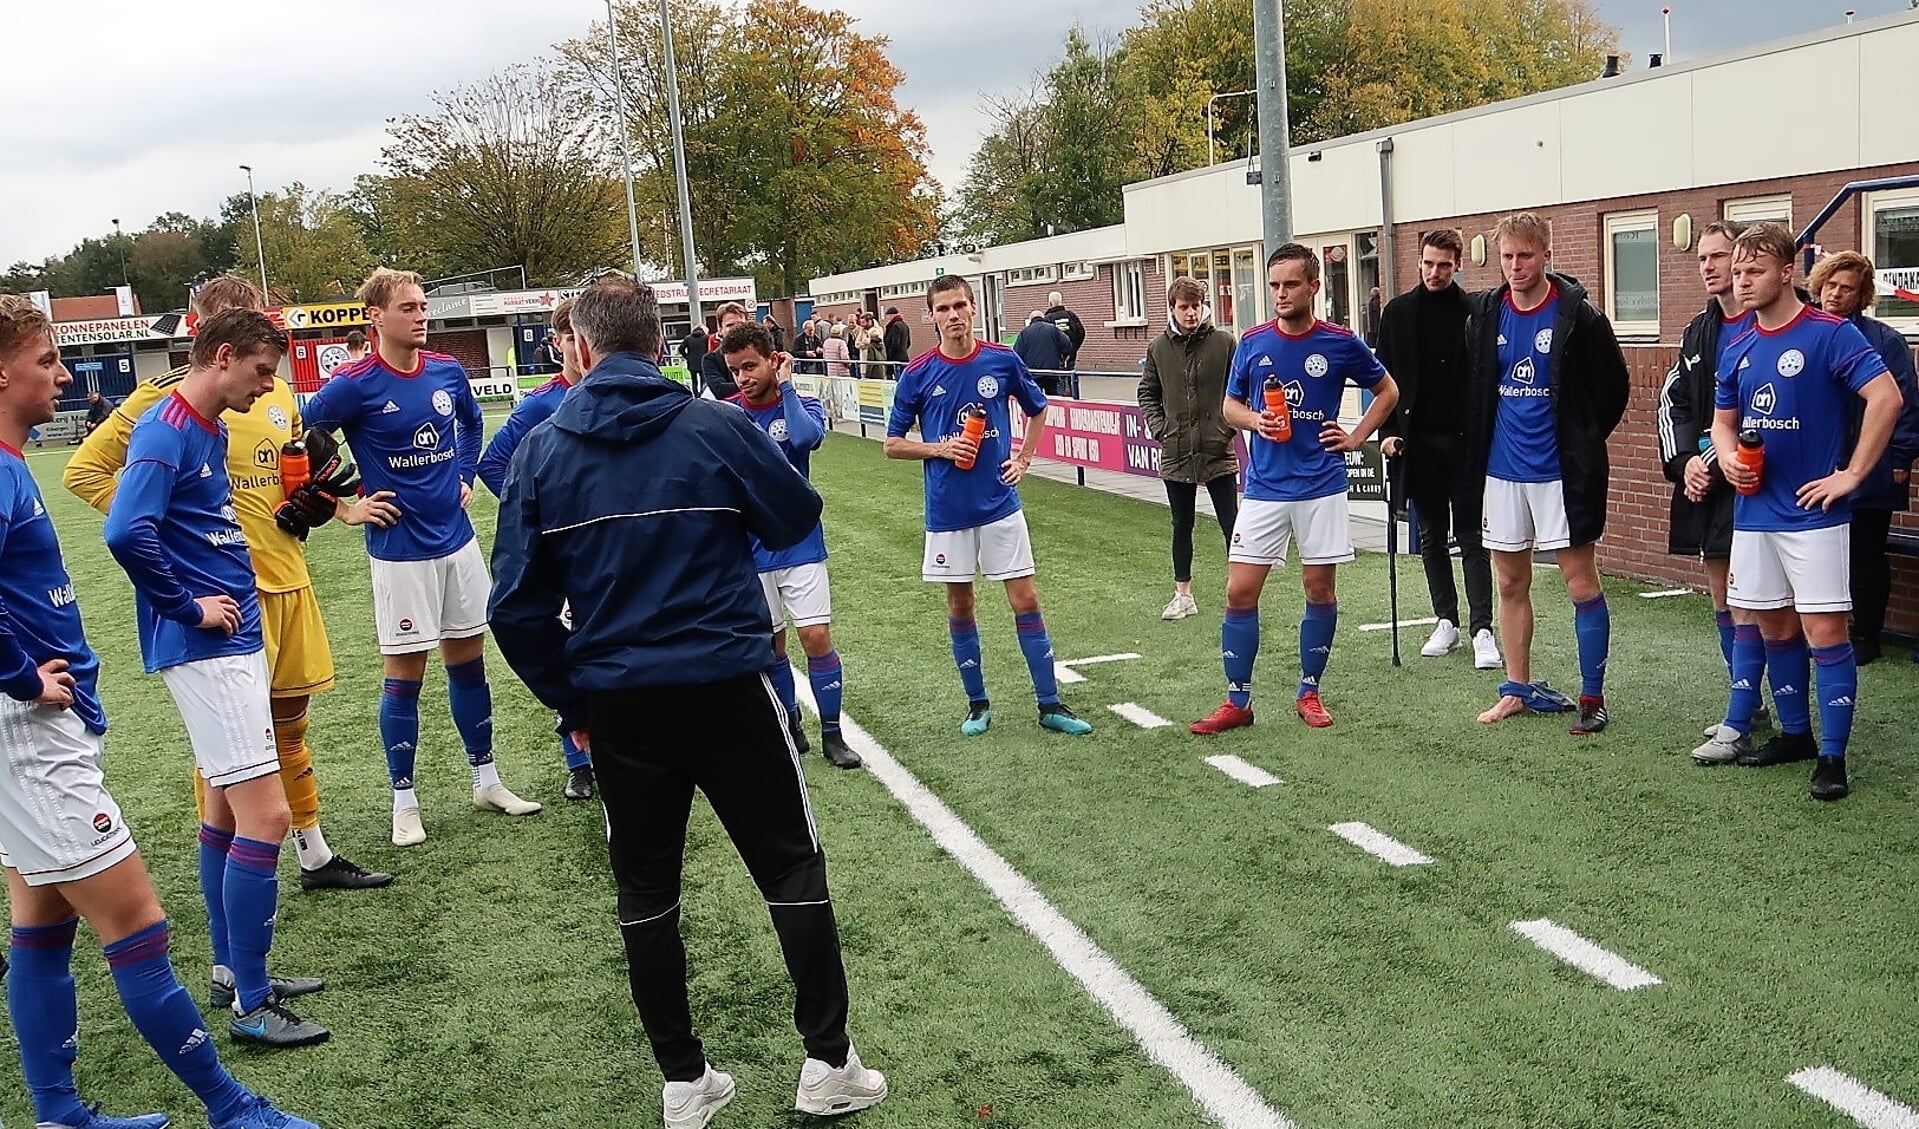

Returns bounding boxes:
[290,825,332,871]
[392,787,420,815]
[472,761,501,791]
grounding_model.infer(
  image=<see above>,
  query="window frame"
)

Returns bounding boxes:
[1060,261,1094,282]
[1723,194,1793,227]
[1865,187,1919,332]
[1006,265,1058,286]
[1109,260,1149,326]
[1602,209,1662,339]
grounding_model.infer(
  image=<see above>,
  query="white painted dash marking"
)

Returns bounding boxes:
[1108,703,1173,729]
[1203,754,1282,789]
[1508,919,1661,991]
[1787,1067,1919,1129]
[1638,588,1694,599]
[789,672,1294,1129]
[1327,822,1433,867]
[1053,663,1087,684]
[1357,616,1438,633]
[1061,652,1144,667]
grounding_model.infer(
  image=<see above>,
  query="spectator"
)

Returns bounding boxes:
[84,389,112,435]
[1013,311,1073,396]
[681,322,710,366]
[345,329,371,364]
[1043,290,1086,370]
[862,313,888,374]
[1364,286,1383,346]
[700,302,753,400]
[822,323,852,379]
[846,316,867,379]
[795,319,824,376]
[882,305,911,366]
[764,315,786,352]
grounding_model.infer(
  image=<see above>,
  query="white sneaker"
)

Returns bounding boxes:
[663,1064,736,1129]
[1472,629,1502,670]
[1161,592,1199,621]
[391,807,426,847]
[473,783,543,816]
[795,1043,888,1117]
[1420,619,1460,657]
[1691,724,1751,765]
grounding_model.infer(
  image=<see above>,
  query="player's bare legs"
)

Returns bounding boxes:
[1480,549,1535,722]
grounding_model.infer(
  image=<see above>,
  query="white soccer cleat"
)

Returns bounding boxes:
[1420,619,1460,657]
[1692,724,1751,765]
[794,1043,888,1117]
[391,807,426,847]
[1472,629,1502,670]
[1161,593,1199,621]
[473,783,543,816]
[663,1064,736,1129]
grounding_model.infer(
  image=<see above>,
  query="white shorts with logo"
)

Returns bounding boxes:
[1228,494,1355,567]
[923,511,1036,584]
[1483,477,1572,552]
[371,538,491,655]
[762,562,833,631]
[0,701,137,887]
[1727,525,1851,613]
[161,650,281,788]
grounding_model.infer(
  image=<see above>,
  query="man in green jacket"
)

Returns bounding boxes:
[1139,276,1240,621]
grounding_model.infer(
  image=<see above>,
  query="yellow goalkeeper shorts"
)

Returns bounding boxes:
[260,586,336,699]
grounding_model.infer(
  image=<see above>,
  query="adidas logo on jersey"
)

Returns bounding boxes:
[931,384,948,397]
[381,400,402,414]
[1257,356,1273,367]
[30,497,43,516]
[1497,334,1508,346]
[199,463,212,478]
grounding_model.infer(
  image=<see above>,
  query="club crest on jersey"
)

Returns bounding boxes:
[1534,327,1554,353]
[768,418,790,442]
[1512,357,1537,386]
[1749,383,1777,416]
[977,375,1000,399]
[267,405,289,431]
[432,389,454,416]
[413,423,439,450]
[1304,353,1329,379]
[1777,349,1805,378]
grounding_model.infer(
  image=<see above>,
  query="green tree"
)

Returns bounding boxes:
[230,182,378,303]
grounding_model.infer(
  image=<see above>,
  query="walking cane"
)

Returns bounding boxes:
[1385,445,1403,668]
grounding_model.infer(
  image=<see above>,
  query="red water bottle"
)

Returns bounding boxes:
[1261,374,1293,442]
[280,440,310,498]
[1734,429,1763,496]
[955,405,987,471]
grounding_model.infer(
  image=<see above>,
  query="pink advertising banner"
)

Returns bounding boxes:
[1029,399,1164,477]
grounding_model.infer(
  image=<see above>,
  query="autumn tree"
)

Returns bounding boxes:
[228,183,379,303]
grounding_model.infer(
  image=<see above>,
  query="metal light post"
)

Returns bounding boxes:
[238,164,269,298]
[1251,0,1296,253]
[1206,88,1256,168]
[605,0,644,278]
[659,0,704,331]
[110,218,128,288]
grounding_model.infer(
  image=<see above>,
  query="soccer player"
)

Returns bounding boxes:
[1703,224,1901,800]
[66,275,395,893]
[103,310,328,1050]
[884,276,1093,737]
[720,322,861,769]
[1463,213,1630,734]
[1190,244,1399,734]
[478,298,595,800]
[0,296,320,1129]
[304,268,541,848]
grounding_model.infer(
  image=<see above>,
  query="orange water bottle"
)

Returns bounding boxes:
[1734,429,1764,496]
[955,406,987,471]
[280,440,311,498]
[1261,374,1294,442]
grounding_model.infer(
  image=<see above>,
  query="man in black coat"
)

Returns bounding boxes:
[1463,213,1629,736]
[1043,291,1086,370]
[881,306,911,368]
[1013,311,1073,396]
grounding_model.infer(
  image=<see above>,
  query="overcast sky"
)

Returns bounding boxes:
[1,0,1909,267]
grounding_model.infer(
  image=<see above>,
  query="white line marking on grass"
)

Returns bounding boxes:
[791,674,1296,1129]
[1061,652,1144,667]
[1203,754,1282,789]
[1327,822,1433,867]
[1508,919,1661,991]
[1638,588,1694,599]
[1108,702,1173,729]
[1357,616,1438,632]
[1054,663,1088,684]
[1786,1067,1919,1128]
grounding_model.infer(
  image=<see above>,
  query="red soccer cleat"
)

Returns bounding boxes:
[1190,701,1254,735]
[1295,690,1334,728]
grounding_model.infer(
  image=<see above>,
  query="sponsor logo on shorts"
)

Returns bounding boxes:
[1232,532,1242,544]
[934,553,947,565]
[398,618,416,634]
[92,812,113,834]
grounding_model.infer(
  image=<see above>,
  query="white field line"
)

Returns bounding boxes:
[1203,754,1283,789]
[1054,663,1087,684]
[1357,616,1438,633]
[1326,822,1433,867]
[1638,588,1694,599]
[1508,919,1662,991]
[1108,702,1174,729]
[1061,652,1144,667]
[1786,1067,1919,1129]
[791,673,1296,1129]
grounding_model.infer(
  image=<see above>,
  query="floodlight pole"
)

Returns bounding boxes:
[1251,0,1294,252]
[660,0,704,329]
[606,0,645,278]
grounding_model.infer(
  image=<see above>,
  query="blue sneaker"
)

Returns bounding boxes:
[1038,702,1093,735]
[42,1103,171,1129]
[212,1095,319,1129]
[960,701,992,737]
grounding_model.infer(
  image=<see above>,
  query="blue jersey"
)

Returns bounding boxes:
[103,393,262,674]
[1714,305,1889,532]
[303,350,482,562]
[727,386,828,571]
[478,375,568,497]
[1488,288,1562,482]
[1226,320,1386,503]
[888,342,1049,533]
[0,445,105,732]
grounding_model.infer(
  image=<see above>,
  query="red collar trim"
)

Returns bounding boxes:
[938,340,982,364]
[1755,303,1812,337]
[0,438,21,459]
[167,391,220,434]
[1505,282,1559,315]
[1274,318,1319,340]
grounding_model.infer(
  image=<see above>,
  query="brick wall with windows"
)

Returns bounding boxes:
[1010,260,1163,375]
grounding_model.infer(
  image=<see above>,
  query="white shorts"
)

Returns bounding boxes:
[1727,526,1852,613]
[1228,494,1355,567]
[1483,477,1572,552]
[371,539,491,655]
[0,701,137,887]
[762,562,833,631]
[160,650,281,789]
[923,511,1036,584]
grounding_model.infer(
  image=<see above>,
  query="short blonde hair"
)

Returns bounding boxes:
[715,301,749,324]
[0,293,52,357]
[1732,223,1797,270]
[357,267,426,310]
[191,275,265,318]
[1492,212,1552,251]
[1808,250,1876,310]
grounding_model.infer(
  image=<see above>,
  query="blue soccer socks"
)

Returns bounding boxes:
[196,823,233,973]
[106,921,252,1123]
[1573,594,1610,699]
[445,658,495,771]
[807,651,845,733]
[224,837,282,1015]
[380,678,422,795]
[1298,601,1337,699]
[1766,634,1813,736]
[1223,606,1260,709]
[1724,624,1765,735]
[1014,612,1059,706]
[1812,642,1858,761]
[9,919,86,1125]
[949,617,987,704]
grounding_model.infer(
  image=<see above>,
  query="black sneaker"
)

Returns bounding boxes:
[1810,756,1850,801]
[299,854,393,892]
[229,1000,329,1048]
[820,731,862,770]
[1569,695,1609,736]
[564,766,596,800]
[210,974,326,1014]
[1736,730,1818,767]
[786,711,811,754]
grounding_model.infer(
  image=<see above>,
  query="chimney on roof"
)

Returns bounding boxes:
[1600,54,1622,79]
[1649,52,1663,67]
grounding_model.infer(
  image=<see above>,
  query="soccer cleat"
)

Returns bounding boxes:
[391,807,426,847]
[473,783,543,816]
[1810,756,1850,801]
[1472,629,1502,670]
[1161,592,1200,621]
[787,711,811,754]
[1038,702,1093,735]
[1569,695,1608,735]
[1703,705,1772,739]
[663,1064,736,1129]
[1295,690,1334,728]
[228,1001,329,1049]
[960,701,992,737]
[299,854,393,891]
[564,766,596,801]
[794,1043,888,1117]
[1690,725,1751,765]
[210,1095,318,1129]
[1737,730,1818,768]
[1420,619,1460,657]
[210,974,325,1014]
[1190,701,1254,735]
[38,1103,171,1129]
[820,731,862,769]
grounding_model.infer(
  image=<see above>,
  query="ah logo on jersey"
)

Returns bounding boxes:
[220,503,238,524]
[413,423,439,450]
[768,418,790,442]
[432,389,454,416]
[253,440,278,469]
[977,375,1000,399]
[1304,353,1330,379]
[1512,357,1537,386]
[1283,379,1305,408]
[1534,327,1554,354]
[1777,349,1806,378]
[266,405,289,431]
[1749,382,1778,416]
